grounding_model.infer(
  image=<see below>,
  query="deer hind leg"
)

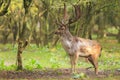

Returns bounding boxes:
[88,55,98,75]
[86,58,93,70]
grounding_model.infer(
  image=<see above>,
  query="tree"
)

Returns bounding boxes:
[16,0,32,70]
[0,0,11,16]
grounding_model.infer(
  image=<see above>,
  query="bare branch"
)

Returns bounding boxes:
[0,0,11,16]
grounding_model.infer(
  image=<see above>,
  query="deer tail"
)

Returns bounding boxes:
[99,47,102,57]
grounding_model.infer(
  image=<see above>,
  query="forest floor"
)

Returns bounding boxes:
[0,41,120,80]
[0,68,120,80]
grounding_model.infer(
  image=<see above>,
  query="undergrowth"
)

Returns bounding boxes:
[0,39,120,71]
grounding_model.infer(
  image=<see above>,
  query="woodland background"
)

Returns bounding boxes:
[0,0,120,79]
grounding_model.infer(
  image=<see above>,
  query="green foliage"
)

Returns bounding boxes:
[0,39,120,71]
[23,0,32,14]
[0,39,120,80]
[0,58,5,70]
[0,0,11,16]
[107,27,118,34]
[0,58,17,70]
[72,72,88,79]
[50,53,63,69]
[25,59,43,70]
[0,0,120,45]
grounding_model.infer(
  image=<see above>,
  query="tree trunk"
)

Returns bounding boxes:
[16,40,28,70]
[0,0,11,16]
[88,29,92,40]
[2,29,10,44]
[33,34,40,48]
[80,2,93,38]
[12,23,18,46]
[16,40,23,70]
[96,13,106,39]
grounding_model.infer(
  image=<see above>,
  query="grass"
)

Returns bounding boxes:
[99,39,120,70]
[82,76,120,80]
[0,43,70,70]
[0,39,120,79]
[0,39,120,70]
[42,76,120,80]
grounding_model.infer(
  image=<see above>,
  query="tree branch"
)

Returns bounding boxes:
[0,0,11,16]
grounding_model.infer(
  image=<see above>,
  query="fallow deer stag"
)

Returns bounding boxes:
[55,4,102,75]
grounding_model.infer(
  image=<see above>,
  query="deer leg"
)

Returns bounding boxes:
[70,56,74,73]
[92,55,98,75]
[88,56,98,75]
[87,56,94,69]
[86,58,93,70]
[93,58,98,75]
[73,54,79,73]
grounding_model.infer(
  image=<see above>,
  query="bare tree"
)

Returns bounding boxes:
[16,0,32,70]
[0,0,11,16]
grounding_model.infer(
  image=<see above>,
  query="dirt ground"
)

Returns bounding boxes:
[0,68,120,79]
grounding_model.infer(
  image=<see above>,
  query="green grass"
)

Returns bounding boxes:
[0,40,120,70]
[99,39,120,70]
[0,39,120,79]
[0,43,70,70]
[42,76,120,80]
[81,76,120,80]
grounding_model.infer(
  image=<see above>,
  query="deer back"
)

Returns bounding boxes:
[61,36,101,57]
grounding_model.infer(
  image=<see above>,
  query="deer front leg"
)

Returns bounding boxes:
[70,56,74,73]
[70,54,79,74]
[73,54,79,73]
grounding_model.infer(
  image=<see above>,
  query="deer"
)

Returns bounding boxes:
[55,3,102,75]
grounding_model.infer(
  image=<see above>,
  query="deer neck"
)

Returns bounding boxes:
[60,30,74,54]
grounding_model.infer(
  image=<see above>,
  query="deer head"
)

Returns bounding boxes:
[54,20,69,36]
[55,3,81,36]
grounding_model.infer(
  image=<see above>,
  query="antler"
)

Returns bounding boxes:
[56,3,81,27]
[56,3,68,27]
[56,17,66,27]
[63,3,68,22]
[68,4,81,24]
